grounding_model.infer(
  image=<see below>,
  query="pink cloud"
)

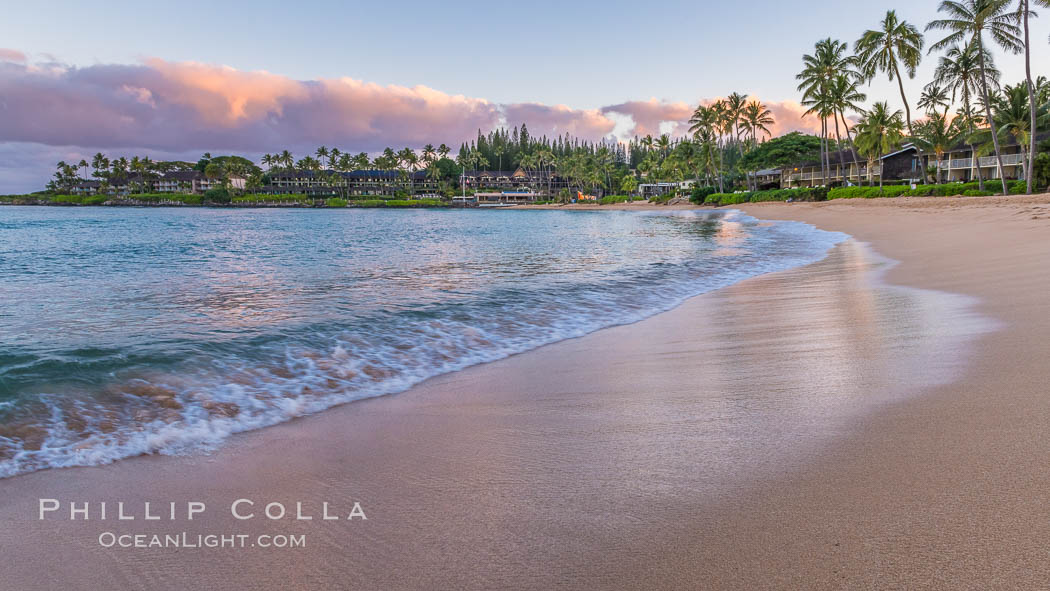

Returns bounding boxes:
[0,48,26,63]
[0,58,502,153]
[502,103,616,139]
[600,96,826,140]
[762,100,825,137]
[602,99,694,137]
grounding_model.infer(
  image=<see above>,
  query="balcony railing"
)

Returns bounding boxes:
[927,154,1025,169]
[792,165,881,182]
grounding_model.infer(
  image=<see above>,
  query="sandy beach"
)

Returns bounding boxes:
[2,195,1050,589]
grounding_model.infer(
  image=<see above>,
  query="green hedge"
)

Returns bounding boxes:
[232,193,310,204]
[828,180,1028,200]
[0,194,38,203]
[352,199,447,208]
[599,195,638,205]
[126,193,202,205]
[704,186,828,206]
[325,198,348,207]
[689,186,718,204]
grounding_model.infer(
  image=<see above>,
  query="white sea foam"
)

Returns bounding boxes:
[0,211,853,477]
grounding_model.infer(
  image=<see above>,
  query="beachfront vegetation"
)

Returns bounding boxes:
[828,179,1026,198]
[704,187,830,206]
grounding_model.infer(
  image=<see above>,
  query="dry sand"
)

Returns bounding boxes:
[1,195,1049,590]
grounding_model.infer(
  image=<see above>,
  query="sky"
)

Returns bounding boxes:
[1,0,1048,192]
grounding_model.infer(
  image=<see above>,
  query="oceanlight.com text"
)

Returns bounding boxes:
[97,532,306,549]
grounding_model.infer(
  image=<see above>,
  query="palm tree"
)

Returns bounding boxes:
[928,0,1023,195]
[492,144,505,172]
[802,87,838,185]
[279,150,294,170]
[438,144,451,160]
[989,82,1049,182]
[797,38,857,186]
[353,152,371,170]
[655,134,672,160]
[741,100,775,145]
[828,74,868,180]
[934,42,999,188]
[855,10,927,182]
[316,146,329,171]
[912,114,964,183]
[90,152,109,180]
[1017,0,1050,192]
[724,92,749,156]
[919,84,952,117]
[854,102,905,188]
[422,144,436,165]
[689,105,725,191]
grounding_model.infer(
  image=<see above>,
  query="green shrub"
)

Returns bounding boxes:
[325,198,348,207]
[963,189,993,197]
[350,198,447,208]
[1034,152,1050,189]
[204,187,230,204]
[0,194,37,203]
[232,193,310,204]
[355,199,385,207]
[703,186,827,205]
[50,194,84,204]
[126,193,202,205]
[828,186,873,199]
[689,186,717,204]
[830,185,915,199]
[599,195,637,205]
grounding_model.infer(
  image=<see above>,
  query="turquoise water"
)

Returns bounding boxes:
[0,207,846,476]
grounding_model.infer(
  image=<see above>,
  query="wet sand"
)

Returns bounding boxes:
[1,195,1049,589]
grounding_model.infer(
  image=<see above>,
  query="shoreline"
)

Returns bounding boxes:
[0,196,1048,588]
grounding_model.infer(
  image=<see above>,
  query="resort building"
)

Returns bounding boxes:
[70,170,245,196]
[753,168,782,190]
[880,132,1048,184]
[264,169,433,196]
[460,168,566,199]
[781,149,883,188]
[778,132,1048,189]
[639,181,694,199]
[153,171,245,194]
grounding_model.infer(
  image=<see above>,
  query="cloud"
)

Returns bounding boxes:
[762,100,825,137]
[0,58,505,153]
[0,52,828,191]
[0,48,26,63]
[501,103,616,139]
[602,99,694,137]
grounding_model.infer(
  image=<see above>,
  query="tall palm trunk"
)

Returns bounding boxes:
[840,111,862,184]
[819,119,827,186]
[963,89,985,189]
[1023,0,1036,194]
[716,135,725,193]
[833,115,845,185]
[976,35,1009,196]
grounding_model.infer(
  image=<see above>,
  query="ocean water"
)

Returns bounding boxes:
[0,207,848,477]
